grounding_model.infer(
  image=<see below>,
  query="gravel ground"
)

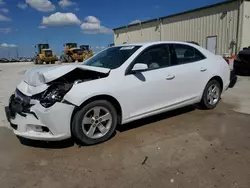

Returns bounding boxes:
[0,62,250,188]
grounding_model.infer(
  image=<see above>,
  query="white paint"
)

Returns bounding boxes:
[23,64,110,87]
[8,41,231,141]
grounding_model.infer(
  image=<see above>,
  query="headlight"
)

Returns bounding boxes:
[38,83,72,108]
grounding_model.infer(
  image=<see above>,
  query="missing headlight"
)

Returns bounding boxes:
[37,83,73,108]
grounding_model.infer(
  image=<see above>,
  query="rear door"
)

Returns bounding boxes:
[168,44,209,103]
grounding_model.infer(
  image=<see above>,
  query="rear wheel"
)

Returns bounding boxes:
[72,100,118,145]
[200,79,221,109]
[51,61,55,64]
[34,58,38,64]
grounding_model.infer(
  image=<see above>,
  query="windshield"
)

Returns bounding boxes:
[80,45,90,51]
[84,46,141,69]
[73,49,83,55]
[67,43,77,49]
[39,44,49,49]
[45,50,52,57]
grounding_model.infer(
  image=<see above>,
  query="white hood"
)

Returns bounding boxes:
[24,65,110,87]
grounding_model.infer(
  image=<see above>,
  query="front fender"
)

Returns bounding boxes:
[63,80,121,107]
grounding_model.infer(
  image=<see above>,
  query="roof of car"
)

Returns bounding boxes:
[115,41,195,47]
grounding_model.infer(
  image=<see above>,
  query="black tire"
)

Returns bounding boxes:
[38,59,43,64]
[34,58,38,65]
[72,100,118,145]
[51,61,55,64]
[68,56,74,63]
[60,55,64,63]
[46,62,50,64]
[200,79,221,109]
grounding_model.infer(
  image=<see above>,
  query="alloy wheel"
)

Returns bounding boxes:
[82,106,112,139]
[207,84,220,105]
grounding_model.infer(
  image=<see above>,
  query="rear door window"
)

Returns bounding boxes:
[172,44,206,65]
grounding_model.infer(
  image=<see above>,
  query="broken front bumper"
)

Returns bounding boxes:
[5,94,75,141]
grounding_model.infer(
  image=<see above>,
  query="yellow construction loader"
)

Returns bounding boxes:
[80,45,94,59]
[34,44,57,64]
[60,43,85,63]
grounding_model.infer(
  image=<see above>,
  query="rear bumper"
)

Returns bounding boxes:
[229,70,237,88]
[5,96,75,141]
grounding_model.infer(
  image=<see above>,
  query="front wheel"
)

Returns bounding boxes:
[200,79,221,109]
[72,100,118,145]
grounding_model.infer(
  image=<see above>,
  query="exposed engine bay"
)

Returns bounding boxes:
[20,68,109,109]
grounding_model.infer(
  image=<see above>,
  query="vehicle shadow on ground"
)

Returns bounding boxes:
[235,71,250,77]
[17,136,75,149]
[117,105,195,132]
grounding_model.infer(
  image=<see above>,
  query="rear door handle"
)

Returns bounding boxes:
[166,75,175,80]
[200,68,207,72]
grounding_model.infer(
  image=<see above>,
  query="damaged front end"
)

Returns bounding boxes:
[31,67,109,108]
[5,65,110,141]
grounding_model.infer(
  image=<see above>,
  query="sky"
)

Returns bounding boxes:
[0,0,226,58]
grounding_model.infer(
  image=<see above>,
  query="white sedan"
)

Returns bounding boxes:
[5,41,237,145]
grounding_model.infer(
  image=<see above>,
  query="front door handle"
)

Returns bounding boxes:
[166,75,175,80]
[200,67,207,72]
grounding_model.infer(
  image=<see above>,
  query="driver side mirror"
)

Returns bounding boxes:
[132,63,148,72]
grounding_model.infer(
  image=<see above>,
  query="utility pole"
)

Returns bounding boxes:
[16,47,19,59]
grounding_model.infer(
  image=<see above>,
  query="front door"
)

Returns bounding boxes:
[207,36,217,54]
[121,44,175,119]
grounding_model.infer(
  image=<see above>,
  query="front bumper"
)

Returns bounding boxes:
[5,95,75,141]
[43,57,56,62]
[72,54,84,60]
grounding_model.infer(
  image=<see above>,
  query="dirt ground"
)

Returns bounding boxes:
[0,62,250,188]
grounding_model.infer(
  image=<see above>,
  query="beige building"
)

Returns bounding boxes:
[113,0,250,56]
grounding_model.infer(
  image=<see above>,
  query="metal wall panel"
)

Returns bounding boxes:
[161,1,238,55]
[114,1,239,55]
[241,1,250,48]
[114,21,161,44]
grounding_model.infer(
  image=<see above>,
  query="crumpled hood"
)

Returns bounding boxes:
[24,65,110,87]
